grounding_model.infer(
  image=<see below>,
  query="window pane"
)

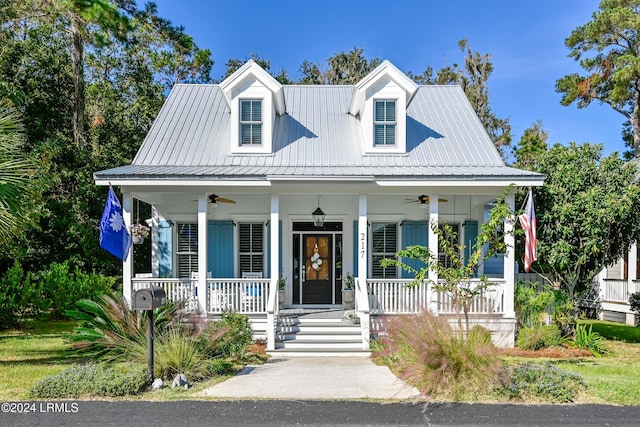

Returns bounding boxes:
[385,125,396,145]
[375,101,385,121]
[386,101,395,121]
[251,100,261,121]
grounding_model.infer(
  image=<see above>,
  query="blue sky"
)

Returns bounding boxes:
[145,0,626,157]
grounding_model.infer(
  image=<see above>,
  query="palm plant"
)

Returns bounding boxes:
[0,101,39,247]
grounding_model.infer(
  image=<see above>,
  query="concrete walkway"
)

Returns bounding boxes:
[200,356,422,400]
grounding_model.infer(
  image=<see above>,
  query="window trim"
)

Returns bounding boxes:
[370,221,399,279]
[373,99,397,146]
[175,222,198,278]
[239,98,263,146]
[237,221,265,276]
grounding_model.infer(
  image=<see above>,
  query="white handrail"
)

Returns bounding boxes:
[355,276,370,349]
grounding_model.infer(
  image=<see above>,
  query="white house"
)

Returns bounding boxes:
[94,60,544,352]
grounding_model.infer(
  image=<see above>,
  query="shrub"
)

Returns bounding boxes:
[497,362,587,403]
[35,261,115,318]
[0,261,116,329]
[373,310,502,401]
[198,311,253,359]
[0,263,42,329]
[154,329,214,381]
[65,294,187,359]
[574,324,607,357]
[29,363,149,398]
[514,282,554,329]
[516,325,564,350]
[629,292,640,326]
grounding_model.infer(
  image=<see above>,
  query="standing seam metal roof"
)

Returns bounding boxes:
[97,83,540,181]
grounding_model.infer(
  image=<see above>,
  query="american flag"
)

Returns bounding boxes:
[519,190,537,272]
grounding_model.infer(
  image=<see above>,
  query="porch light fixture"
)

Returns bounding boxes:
[312,196,326,227]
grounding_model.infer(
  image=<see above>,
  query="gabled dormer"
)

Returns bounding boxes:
[349,60,418,154]
[220,60,286,154]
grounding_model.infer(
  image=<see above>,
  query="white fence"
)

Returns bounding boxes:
[131,277,271,314]
[602,279,640,303]
[365,278,506,315]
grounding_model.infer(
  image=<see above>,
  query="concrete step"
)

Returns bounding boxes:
[273,314,368,356]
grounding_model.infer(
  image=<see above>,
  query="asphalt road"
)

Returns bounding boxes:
[2,400,640,426]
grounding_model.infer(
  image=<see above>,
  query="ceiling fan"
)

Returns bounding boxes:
[404,195,448,205]
[208,194,236,204]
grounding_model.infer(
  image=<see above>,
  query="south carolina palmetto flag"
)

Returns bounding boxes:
[99,186,132,261]
[519,189,537,272]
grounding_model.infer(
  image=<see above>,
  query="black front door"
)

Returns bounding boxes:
[301,234,332,304]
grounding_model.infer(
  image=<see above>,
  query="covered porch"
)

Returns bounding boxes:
[112,185,520,349]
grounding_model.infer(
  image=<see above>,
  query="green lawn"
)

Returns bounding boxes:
[551,320,640,405]
[2,319,640,404]
[0,320,87,400]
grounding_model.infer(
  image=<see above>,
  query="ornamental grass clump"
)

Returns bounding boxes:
[373,310,502,401]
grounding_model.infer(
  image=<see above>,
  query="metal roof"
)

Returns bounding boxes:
[95,83,542,183]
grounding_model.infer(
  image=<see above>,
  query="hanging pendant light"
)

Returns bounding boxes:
[312,195,326,227]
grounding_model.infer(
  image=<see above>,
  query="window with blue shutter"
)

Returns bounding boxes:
[374,100,396,146]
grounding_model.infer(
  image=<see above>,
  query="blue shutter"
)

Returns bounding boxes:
[207,220,234,278]
[401,221,429,279]
[158,220,173,277]
[353,221,359,275]
[463,220,478,269]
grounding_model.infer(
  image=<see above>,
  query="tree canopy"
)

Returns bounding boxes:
[556,0,640,159]
[520,141,640,299]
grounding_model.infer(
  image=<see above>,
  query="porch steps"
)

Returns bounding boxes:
[270,316,370,357]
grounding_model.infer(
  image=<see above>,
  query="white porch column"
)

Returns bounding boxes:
[266,194,280,351]
[197,194,208,315]
[357,195,370,349]
[428,193,439,314]
[270,194,280,286]
[503,193,516,317]
[357,195,368,288]
[629,242,638,282]
[122,192,133,307]
[151,206,159,277]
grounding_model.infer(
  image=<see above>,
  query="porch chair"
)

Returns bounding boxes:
[241,271,263,312]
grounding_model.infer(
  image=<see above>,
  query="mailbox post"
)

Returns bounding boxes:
[133,287,166,378]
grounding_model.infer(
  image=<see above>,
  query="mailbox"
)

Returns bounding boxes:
[134,287,166,310]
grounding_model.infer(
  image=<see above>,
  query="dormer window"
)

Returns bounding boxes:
[240,99,262,145]
[374,100,396,146]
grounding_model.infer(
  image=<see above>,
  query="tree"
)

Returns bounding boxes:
[533,143,640,300]
[381,190,514,338]
[0,101,40,248]
[0,0,212,276]
[296,47,381,85]
[512,120,548,172]
[556,0,640,158]
[410,39,512,155]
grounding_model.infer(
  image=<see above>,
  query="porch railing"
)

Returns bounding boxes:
[602,279,640,303]
[365,278,506,315]
[131,277,271,314]
[437,279,505,314]
[132,278,198,311]
[367,279,428,314]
